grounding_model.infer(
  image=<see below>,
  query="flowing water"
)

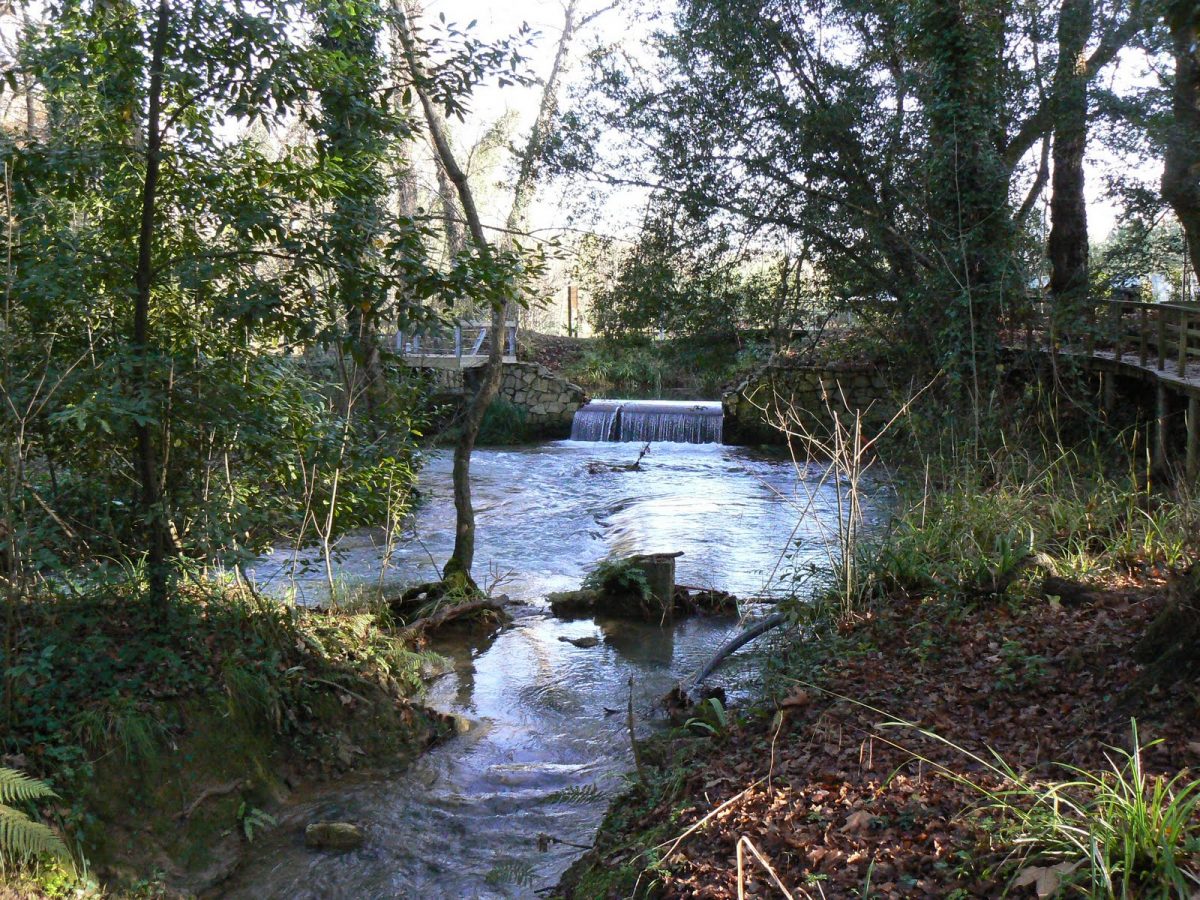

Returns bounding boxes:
[570,399,723,444]
[231,441,850,899]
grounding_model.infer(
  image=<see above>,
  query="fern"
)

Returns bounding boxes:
[237,802,277,843]
[0,768,70,870]
[0,769,55,806]
[582,558,652,601]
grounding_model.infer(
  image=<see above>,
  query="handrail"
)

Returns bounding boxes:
[1021,298,1200,477]
[396,319,518,362]
[1024,298,1200,379]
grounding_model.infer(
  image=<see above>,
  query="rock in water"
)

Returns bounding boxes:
[305,822,364,852]
[557,635,600,648]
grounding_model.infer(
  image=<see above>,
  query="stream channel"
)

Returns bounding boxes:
[228,439,850,898]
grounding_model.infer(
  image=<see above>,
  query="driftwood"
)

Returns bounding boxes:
[687,612,787,690]
[398,597,506,639]
[586,442,651,474]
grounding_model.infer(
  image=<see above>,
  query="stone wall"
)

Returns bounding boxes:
[722,363,895,445]
[497,361,587,437]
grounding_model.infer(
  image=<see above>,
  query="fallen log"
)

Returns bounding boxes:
[1040,575,1101,606]
[398,597,506,639]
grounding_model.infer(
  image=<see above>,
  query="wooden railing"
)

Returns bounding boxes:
[1022,299,1200,379]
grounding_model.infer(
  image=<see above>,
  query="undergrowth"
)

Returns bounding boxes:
[1,576,443,889]
[845,430,1198,613]
[562,332,769,400]
[889,719,1200,897]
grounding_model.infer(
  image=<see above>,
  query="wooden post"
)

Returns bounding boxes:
[631,553,679,622]
[1155,383,1169,471]
[1139,307,1148,366]
[567,284,578,338]
[1102,372,1115,412]
[1158,309,1167,371]
[1188,395,1199,480]
[1180,309,1189,377]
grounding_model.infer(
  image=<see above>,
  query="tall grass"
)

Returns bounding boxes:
[846,436,1200,610]
[878,718,1200,897]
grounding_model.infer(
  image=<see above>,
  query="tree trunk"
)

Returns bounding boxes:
[1047,0,1093,315]
[1135,564,1200,687]
[504,0,581,236]
[912,0,1013,393]
[395,6,504,587]
[134,0,170,602]
[1162,0,1200,276]
[397,0,592,585]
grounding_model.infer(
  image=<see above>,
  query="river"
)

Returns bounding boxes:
[229,440,847,898]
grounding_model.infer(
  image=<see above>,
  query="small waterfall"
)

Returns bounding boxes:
[570,400,723,444]
[570,399,622,441]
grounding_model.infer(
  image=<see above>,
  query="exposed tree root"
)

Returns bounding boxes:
[397,597,507,639]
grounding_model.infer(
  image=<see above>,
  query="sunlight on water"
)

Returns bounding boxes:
[229,442,858,898]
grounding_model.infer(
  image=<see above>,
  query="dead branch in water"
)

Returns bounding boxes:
[587,442,651,474]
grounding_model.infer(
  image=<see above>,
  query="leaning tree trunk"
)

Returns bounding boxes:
[396,0,592,587]
[396,6,505,588]
[1162,0,1200,276]
[1047,0,1093,319]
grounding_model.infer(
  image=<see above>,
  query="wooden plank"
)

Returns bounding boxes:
[1180,309,1189,377]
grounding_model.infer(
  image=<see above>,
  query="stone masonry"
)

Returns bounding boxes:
[722,362,895,445]
[497,361,587,438]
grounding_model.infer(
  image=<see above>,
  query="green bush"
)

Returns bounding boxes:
[476,398,530,445]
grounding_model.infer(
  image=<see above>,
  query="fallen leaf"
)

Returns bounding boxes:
[1013,861,1081,897]
[780,687,812,710]
[842,810,873,833]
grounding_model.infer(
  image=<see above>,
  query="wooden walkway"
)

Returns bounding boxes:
[1020,299,1200,473]
[396,320,518,370]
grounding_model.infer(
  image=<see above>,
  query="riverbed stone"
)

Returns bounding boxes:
[305,822,364,852]
[558,635,600,648]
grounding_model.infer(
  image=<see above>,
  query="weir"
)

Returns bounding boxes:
[570,399,723,444]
